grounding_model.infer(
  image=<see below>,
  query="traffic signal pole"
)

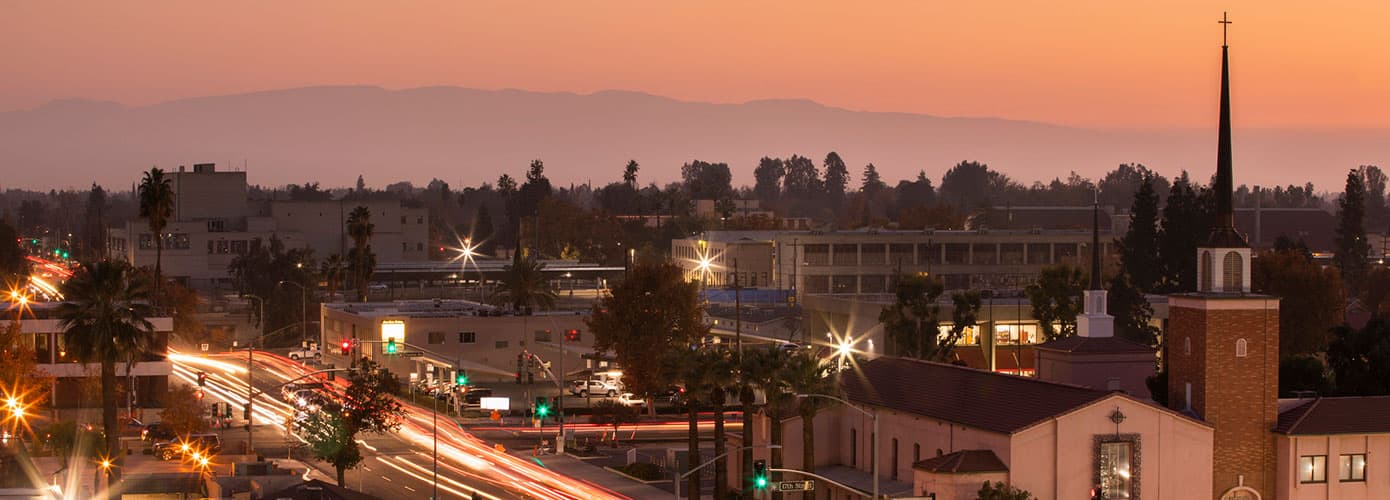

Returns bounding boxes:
[673,445,780,500]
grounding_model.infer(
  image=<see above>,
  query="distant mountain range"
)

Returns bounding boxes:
[1,85,1383,192]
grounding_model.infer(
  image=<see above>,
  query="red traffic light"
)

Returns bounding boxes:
[565,329,580,341]
[194,390,204,400]
[340,339,351,355]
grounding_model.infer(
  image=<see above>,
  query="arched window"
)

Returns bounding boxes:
[1200,251,1214,292]
[1223,251,1244,292]
[1184,337,1192,355]
[1236,338,1248,358]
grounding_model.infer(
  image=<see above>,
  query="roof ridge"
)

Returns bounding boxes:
[1284,397,1322,434]
[887,356,1106,393]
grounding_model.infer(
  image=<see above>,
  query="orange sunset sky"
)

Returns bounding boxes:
[5,1,1388,129]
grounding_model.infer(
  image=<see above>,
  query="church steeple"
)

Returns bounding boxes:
[1078,190,1113,337]
[1198,11,1251,293]
[1090,192,1102,290]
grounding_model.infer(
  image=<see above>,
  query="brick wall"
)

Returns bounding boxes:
[1168,296,1279,499]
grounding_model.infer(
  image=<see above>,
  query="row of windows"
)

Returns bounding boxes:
[1179,337,1250,358]
[425,331,477,344]
[1300,454,1367,483]
[802,242,1099,267]
[138,233,192,250]
[802,273,1036,294]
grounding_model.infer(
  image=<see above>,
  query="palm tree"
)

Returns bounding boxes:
[57,260,157,489]
[671,348,728,500]
[138,167,175,299]
[783,350,837,475]
[622,160,639,187]
[494,248,557,312]
[737,347,790,493]
[701,350,736,499]
[346,206,374,302]
[320,253,346,301]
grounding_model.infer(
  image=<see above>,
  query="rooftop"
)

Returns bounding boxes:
[841,356,1110,434]
[1275,396,1390,435]
[1034,335,1155,354]
[325,299,589,318]
[913,449,1009,473]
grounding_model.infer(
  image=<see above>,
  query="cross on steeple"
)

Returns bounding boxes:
[1219,12,1232,46]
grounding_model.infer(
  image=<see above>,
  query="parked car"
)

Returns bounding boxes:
[616,393,646,407]
[153,433,222,461]
[462,387,494,406]
[569,379,621,397]
[288,344,321,360]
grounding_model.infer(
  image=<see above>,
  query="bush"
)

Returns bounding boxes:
[978,481,1033,500]
[615,462,664,481]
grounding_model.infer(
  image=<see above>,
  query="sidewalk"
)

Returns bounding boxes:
[514,450,671,500]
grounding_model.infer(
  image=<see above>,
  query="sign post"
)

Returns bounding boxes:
[775,481,815,492]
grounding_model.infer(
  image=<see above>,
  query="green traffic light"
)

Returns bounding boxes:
[755,477,768,488]
[536,405,550,417]
[385,339,397,354]
[456,374,467,385]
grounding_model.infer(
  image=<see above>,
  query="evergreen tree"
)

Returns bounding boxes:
[1158,172,1211,292]
[861,164,887,195]
[822,152,849,207]
[1107,273,1160,347]
[753,157,785,204]
[1336,169,1371,298]
[473,205,495,255]
[1118,173,1162,292]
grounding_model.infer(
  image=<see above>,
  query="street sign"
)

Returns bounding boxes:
[200,343,209,352]
[775,481,814,492]
[398,351,425,358]
[480,397,510,411]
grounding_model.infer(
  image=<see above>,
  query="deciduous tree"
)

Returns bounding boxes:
[159,384,208,436]
[1252,249,1344,356]
[1025,265,1086,342]
[587,262,706,397]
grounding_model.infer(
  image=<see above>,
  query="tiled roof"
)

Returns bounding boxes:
[1035,335,1155,354]
[913,449,1008,473]
[840,357,1109,434]
[1275,396,1390,435]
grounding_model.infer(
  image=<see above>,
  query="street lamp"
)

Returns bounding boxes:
[797,393,877,500]
[277,280,309,344]
[459,240,484,304]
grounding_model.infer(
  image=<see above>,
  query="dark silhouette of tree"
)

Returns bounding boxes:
[939,161,1014,210]
[347,206,375,302]
[736,347,789,493]
[878,273,947,359]
[1158,172,1212,292]
[822,152,849,208]
[355,175,366,192]
[1359,165,1387,231]
[1098,163,1169,209]
[861,163,888,196]
[496,174,517,194]
[473,205,496,255]
[287,182,333,201]
[752,157,785,204]
[1327,319,1390,395]
[81,184,108,262]
[1336,169,1372,298]
[1025,265,1086,342]
[587,262,706,397]
[320,254,346,302]
[785,350,836,475]
[160,384,209,436]
[1107,273,1159,347]
[782,155,822,199]
[1252,249,1344,356]
[1117,173,1162,292]
[0,220,28,282]
[680,160,733,200]
[893,170,936,210]
[300,357,405,485]
[17,199,45,235]
[58,260,156,488]
[138,167,175,299]
[1280,355,1331,397]
[977,480,1033,500]
[494,249,556,311]
[623,160,640,187]
[517,159,554,218]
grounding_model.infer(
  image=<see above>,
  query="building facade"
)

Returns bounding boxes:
[17,304,174,415]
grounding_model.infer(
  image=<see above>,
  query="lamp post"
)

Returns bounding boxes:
[797,393,877,500]
[277,280,309,345]
[245,295,264,455]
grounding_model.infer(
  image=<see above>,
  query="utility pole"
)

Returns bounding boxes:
[245,295,264,455]
[734,258,742,359]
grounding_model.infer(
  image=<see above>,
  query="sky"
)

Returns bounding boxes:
[5,1,1389,129]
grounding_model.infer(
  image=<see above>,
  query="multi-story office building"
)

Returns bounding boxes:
[673,228,1114,296]
[109,163,429,288]
[17,303,174,417]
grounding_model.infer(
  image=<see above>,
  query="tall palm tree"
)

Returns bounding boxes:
[783,350,837,475]
[138,167,175,300]
[671,348,729,500]
[701,350,736,499]
[57,260,156,489]
[346,206,374,302]
[320,253,346,301]
[737,347,790,494]
[494,248,557,311]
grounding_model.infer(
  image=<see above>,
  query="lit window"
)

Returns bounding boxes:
[1098,440,1135,498]
[1340,454,1366,482]
[1300,455,1327,483]
[1235,339,1248,358]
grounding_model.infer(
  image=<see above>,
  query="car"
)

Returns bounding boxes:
[462,387,494,406]
[140,422,175,442]
[288,344,321,360]
[153,433,222,461]
[616,393,646,407]
[570,379,621,397]
[286,389,320,408]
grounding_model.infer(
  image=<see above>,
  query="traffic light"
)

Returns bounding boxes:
[535,397,550,417]
[565,329,579,342]
[194,390,204,401]
[197,372,207,387]
[385,338,398,355]
[243,404,251,420]
[340,339,351,355]
[753,459,768,489]
[455,369,468,386]
[327,364,336,381]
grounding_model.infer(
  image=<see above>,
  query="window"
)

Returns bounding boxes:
[207,219,226,232]
[495,340,509,349]
[1340,454,1366,481]
[971,243,997,265]
[849,429,859,467]
[1223,251,1243,291]
[1097,440,1135,498]
[1200,251,1214,291]
[832,244,858,266]
[1299,455,1327,483]
[139,233,155,250]
[831,275,856,294]
[944,243,970,264]
[1184,337,1191,355]
[913,443,920,463]
[804,244,830,266]
[891,439,899,480]
[861,244,886,265]
[458,332,476,344]
[417,243,424,251]
[803,275,830,294]
[417,216,424,224]
[427,332,445,344]
[1235,338,1248,358]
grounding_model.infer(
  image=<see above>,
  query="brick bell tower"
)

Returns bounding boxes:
[1166,13,1280,500]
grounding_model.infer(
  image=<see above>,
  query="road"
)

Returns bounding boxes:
[170,349,630,499]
